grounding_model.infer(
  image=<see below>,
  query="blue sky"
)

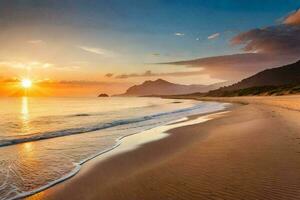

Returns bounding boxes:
[1,0,298,60]
[0,0,300,95]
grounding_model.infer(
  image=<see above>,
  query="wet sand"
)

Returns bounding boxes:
[27,96,300,200]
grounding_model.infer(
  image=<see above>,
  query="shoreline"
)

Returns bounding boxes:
[11,101,230,200]
[27,95,300,200]
[0,99,225,148]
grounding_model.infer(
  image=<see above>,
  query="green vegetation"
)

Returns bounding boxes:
[206,84,300,97]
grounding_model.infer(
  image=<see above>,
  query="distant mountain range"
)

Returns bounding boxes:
[116,60,300,97]
[119,79,230,96]
[218,60,300,91]
[206,60,300,96]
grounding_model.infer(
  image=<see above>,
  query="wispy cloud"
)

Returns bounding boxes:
[0,60,86,73]
[78,46,115,57]
[174,32,185,36]
[0,78,122,86]
[160,10,300,81]
[0,61,53,69]
[105,73,114,78]
[151,53,160,56]
[111,70,204,79]
[207,33,220,40]
[53,65,81,71]
[28,40,44,44]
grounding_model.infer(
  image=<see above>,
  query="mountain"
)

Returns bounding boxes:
[220,60,300,91]
[207,60,300,96]
[120,79,229,96]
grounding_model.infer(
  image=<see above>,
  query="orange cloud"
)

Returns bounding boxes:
[231,25,300,55]
[113,70,205,79]
[284,9,300,25]
[0,79,132,97]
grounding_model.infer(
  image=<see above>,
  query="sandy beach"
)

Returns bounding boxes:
[27,95,300,200]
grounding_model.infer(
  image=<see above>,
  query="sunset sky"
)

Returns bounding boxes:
[0,0,299,96]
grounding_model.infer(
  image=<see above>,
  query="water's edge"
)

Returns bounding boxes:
[0,101,215,147]
[11,102,231,200]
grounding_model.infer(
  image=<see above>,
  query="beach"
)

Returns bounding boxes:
[1,2,299,200]
[27,95,300,200]
[0,97,228,200]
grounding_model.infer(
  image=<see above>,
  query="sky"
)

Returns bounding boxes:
[0,0,299,96]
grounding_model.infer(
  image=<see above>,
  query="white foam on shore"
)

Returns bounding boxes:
[14,114,229,200]
[0,102,227,148]
[8,102,231,200]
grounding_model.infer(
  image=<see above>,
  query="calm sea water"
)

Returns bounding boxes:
[0,97,227,200]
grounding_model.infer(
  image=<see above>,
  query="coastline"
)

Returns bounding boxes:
[23,102,232,200]
[12,100,229,200]
[27,95,300,200]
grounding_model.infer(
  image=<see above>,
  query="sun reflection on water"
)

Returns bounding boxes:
[20,97,30,134]
[23,142,34,153]
[21,97,29,116]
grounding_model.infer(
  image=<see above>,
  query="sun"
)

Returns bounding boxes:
[21,79,32,89]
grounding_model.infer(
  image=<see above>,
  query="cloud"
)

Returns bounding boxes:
[160,10,300,81]
[0,61,53,69]
[0,61,81,72]
[105,73,114,78]
[114,70,204,79]
[78,46,115,57]
[207,33,220,40]
[53,65,81,71]
[0,78,132,97]
[10,79,122,86]
[231,25,300,56]
[151,53,160,56]
[284,9,300,25]
[174,32,185,36]
[162,53,285,80]
[0,77,20,83]
[55,80,109,86]
[28,40,44,44]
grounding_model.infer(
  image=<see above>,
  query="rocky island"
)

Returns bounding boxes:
[98,93,109,97]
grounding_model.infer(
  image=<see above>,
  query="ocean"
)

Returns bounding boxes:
[0,97,227,200]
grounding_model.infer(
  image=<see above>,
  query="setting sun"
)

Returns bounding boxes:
[21,79,32,89]
[0,2,300,200]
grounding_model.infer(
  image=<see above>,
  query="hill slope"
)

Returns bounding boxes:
[219,60,300,91]
[204,60,300,96]
[120,79,227,96]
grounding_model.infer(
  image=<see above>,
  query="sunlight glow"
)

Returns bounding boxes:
[21,96,30,134]
[21,79,32,89]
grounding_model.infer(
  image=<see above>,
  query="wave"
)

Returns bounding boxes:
[1,101,229,200]
[0,103,222,147]
[6,117,190,200]
[8,114,197,200]
[68,103,162,118]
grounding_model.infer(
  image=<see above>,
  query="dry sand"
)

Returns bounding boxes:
[27,95,300,200]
